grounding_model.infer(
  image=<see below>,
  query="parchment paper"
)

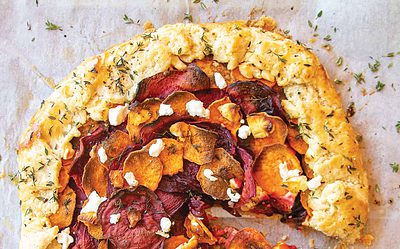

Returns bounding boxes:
[1,1,399,248]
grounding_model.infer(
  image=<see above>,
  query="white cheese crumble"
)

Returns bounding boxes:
[307,175,323,190]
[108,104,129,126]
[203,169,218,182]
[214,72,227,89]
[186,100,210,118]
[240,119,245,124]
[158,103,174,116]
[124,172,138,187]
[160,217,172,233]
[56,228,74,249]
[156,217,173,238]
[80,191,107,214]
[237,125,251,139]
[226,188,241,202]
[97,146,108,163]
[279,162,301,182]
[110,213,121,224]
[149,139,165,157]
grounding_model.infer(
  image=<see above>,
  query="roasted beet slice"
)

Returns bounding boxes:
[226,81,284,118]
[98,187,167,249]
[140,115,194,145]
[155,190,188,216]
[194,88,227,107]
[135,64,211,102]
[236,147,256,204]
[69,126,108,188]
[158,161,202,193]
[70,222,98,249]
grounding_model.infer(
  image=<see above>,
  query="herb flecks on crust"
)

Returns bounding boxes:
[17,18,368,248]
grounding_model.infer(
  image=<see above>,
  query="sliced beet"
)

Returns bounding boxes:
[140,115,194,145]
[70,222,98,249]
[98,187,167,249]
[190,122,236,155]
[155,190,188,216]
[158,161,202,193]
[236,147,256,205]
[280,194,307,226]
[135,64,211,102]
[188,195,213,221]
[69,126,108,188]
[226,81,284,118]
[194,88,227,107]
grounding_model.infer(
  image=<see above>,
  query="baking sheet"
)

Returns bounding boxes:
[1,0,399,248]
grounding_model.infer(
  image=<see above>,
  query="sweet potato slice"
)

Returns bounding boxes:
[197,148,244,200]
[208,97,242,136]
[164,235,189,249]
[109,170,124,189]
[231,67,276,88]
[102,130,132,158]
[49,186,76,229]
[82,156,109,197]
[227,228,272,249]
[287,126,308,155]
[159,138,184,176]
[78,213,104,240]
[58,158,74,192]
[247,113,288,156]
[252,144,302,197]
[184,213,217,245]
[194,59,232,87]
[170,122,218,165]
[163,91,199,116]
[127,98,162,143]
[123,148,163,191]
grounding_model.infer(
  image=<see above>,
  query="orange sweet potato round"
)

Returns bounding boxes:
[123,149,163,191]
[287,126,308,155]
[247,113,288,157]
[252,144,302,197]
[82,156,109,197]
[102,130,132,158]
[208,97,242,137]
[163,235,189,249]
[163,91,199,116]
[127,98,162,143]
[159,138,184,176]
[49,186,76,229]
[227,228,272,249]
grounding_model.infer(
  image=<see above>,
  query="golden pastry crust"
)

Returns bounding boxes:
[16,17,368,248]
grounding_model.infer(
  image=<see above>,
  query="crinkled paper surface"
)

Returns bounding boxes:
[0,0,399,248]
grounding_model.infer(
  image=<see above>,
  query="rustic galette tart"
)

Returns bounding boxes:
[16,17,368,249]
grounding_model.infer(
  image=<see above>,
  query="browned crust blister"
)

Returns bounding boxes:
[17,17,368,248]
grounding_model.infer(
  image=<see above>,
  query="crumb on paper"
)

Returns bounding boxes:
[360,234,375,246]
[309,238,315,249]
[143,21,154,31]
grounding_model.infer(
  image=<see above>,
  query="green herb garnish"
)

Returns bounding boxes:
[45,20,62,31]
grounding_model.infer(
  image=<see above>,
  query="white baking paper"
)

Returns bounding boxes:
[1,0,399,248]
